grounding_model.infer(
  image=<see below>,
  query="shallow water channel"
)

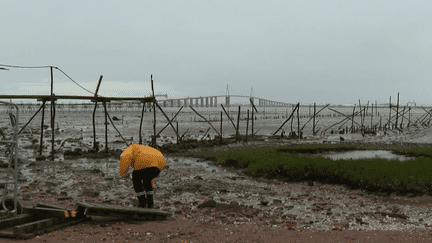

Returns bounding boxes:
[320,150,416,162]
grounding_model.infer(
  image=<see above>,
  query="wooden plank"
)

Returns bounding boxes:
[0,217,85,240]
[0,214,33,230]
[77,202,171,220]
[36,203,77,218]
[22,207,70,219]
[36,202,70,211]
[14,217,60,235]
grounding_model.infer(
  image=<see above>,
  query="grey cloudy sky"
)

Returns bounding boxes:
[1,1,431,106]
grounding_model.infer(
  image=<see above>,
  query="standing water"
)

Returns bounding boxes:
[320,150,415,162]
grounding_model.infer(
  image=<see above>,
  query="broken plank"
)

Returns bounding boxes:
[0,214,34,230]
[77,202,171,220]
[22,207,70,219]
[36,202,71,211]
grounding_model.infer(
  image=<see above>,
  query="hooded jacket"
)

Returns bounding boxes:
[120,144,166,184]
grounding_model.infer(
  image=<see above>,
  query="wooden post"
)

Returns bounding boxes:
[351,105,355,133]
[39,100,46,156]
[102,102,129,146]
[272,103,299,135]
[249,98,257,139]
[364,101,369,130]
[50,67,55,161]
[371,102,373,129]
[388,96,392,129]
[156,107,183,137]
[139,101,146,145]
[408,107,411,127]
[358,100,362,131]
[236,106,241,142]
[176,120,179,145]
[290,106,294,133]
[400,107,405,128]
[220,104,238,137]
[103,100,108,153]
[92,75,103,150]
[220,111,223,143]
[252,104,254,139]
[151,75,156,148]
[395,92,399,129]
[246,109,249,144]
[313,103,316,135]
[189,106,220,137]
[18,104,43,135]
[297,103,300,138]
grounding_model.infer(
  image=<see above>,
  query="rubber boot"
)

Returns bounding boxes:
[146,191,154,208]
[137,194,146,208]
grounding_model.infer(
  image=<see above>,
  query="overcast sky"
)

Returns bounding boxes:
[1,1,431,106]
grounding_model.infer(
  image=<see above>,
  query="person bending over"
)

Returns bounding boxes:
[120,144,165,208]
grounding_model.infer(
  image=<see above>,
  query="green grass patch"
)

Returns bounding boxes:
[193,143,432,196]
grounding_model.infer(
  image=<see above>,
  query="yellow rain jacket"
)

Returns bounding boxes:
[120,144,166,185]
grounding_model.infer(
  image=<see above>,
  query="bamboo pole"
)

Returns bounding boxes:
[189,106,221,137]
[102,101,129,146]
[156,107,183,137]
[153,102,181,142]
[371,102,374,129]
[395,92,399,129]
[18,104,43,135]
[358,99,362,131]
[220,111,223,143]
[351,104,356,133]
[388,96,392,129]
[301,104,330,132]
[92,75,103,149]
[408,107,411,127]
[246,109,249,144]
[324,108,364,134]
[390,107,410,124]
[290,106,294,133]
[151,75,156,148]
[364,101,369,129]
[103,100,108,152]
[297,103,300,138]
[39,101,46,156]
[328,108,362,128]
[201,127,211,140]
[312,103,316,135]
[400,107,405,128]
[138,101,146,145]
[272,102,299,135]
[236,106,241,142]
[50,67,55,161]
[220,104,238,136]
[249,98,258,139]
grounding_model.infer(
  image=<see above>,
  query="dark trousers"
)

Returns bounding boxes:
[132,167,161,193]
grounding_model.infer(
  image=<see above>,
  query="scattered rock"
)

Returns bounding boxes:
[0,161,8,168]
[197,199,217,208]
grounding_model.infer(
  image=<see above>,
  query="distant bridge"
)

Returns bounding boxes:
[159,95,292,108]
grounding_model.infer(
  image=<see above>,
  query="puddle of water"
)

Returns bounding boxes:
[320,150,415,162]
